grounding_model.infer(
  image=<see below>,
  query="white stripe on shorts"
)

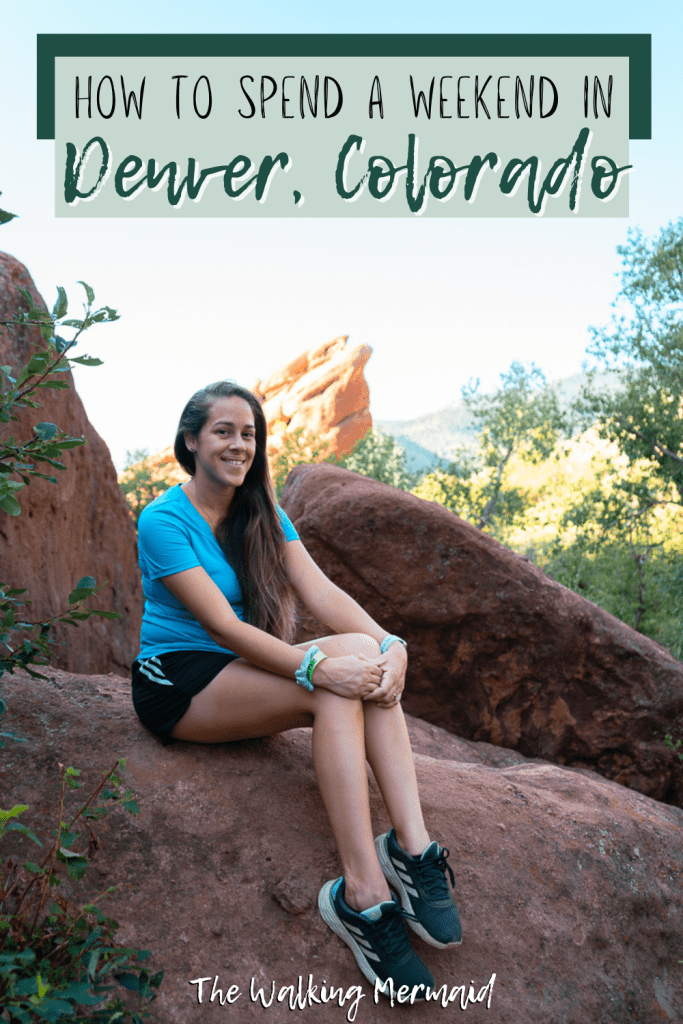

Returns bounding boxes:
[139,657,173,686]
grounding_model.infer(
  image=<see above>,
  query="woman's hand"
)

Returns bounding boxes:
[311,653,383,700]
[362,642,408,708]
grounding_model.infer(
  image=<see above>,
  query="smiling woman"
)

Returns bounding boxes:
[130,380,462,997]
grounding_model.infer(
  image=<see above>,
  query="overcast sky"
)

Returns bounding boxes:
[1,1,680,469]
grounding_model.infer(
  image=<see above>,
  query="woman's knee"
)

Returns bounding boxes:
[317,633,381,659]
[312,685,365,720]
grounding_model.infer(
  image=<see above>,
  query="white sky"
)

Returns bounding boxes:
[1,1,680,469]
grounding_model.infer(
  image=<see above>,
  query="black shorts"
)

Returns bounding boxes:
[131,650,239,744]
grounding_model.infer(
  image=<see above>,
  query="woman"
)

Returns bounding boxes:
[131,381,461,995]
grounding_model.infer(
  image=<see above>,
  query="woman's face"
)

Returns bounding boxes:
[188,396,258,490]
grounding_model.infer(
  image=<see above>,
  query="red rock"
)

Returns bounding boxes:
[252,336,372,459]
[280,464,683,807]
[0,252,142,674]
[1,668,681,1024]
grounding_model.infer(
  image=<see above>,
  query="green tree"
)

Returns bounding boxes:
[412,466,473,517]
[559,219,683,652]
[549,461,679,635]
[583,218,683,503]
[272,426,416,496]
[455,361,566,532]
[331,427,415,490]
[270,427,333,498]
[119,448,176,523]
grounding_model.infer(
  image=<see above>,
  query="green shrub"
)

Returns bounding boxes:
[331,427,416,490]
[0,216,164,1017]
[118,449,176,524]
[269,427,333,498]
[0,281,120,694]
[1,760,162,1022]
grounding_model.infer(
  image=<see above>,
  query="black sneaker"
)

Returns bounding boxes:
[318,877,434,996]
[375,829,462,949]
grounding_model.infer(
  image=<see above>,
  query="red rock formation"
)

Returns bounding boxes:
[280,464,683,807]
[2,668,681,1024]
[252,336,372,459]
[0,252,142,674]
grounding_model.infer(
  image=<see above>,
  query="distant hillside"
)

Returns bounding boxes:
[377,370,623,474]
[377,404,477,471]
[389,435,451,473]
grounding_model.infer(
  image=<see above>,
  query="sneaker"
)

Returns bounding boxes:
[375,829,462,949]
[318,877,434,996]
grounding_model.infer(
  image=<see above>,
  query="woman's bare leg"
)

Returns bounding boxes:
[301,634,431,855]
[309,685,389,910]
[362,702,431,856]
[170,633,390,910]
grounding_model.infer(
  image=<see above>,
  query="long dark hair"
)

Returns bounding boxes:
[174,381,296,642]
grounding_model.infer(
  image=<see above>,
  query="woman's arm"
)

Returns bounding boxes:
[283,540,408,707]
[162,566,302,675]
[161,565,382,700]
[284,540,392,643]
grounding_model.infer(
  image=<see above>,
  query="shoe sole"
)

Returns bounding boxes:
[318,880,381,988]
[375,834,462,949]
[317,880,430,999]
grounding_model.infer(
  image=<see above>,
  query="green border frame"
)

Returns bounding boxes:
[37,33,651,141]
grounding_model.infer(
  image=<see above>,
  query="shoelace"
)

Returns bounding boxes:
[412,847,455,901]
[365,903,418,960]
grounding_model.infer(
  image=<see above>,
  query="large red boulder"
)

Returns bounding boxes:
[0,252,142,674]
[1,668,681,1024]
[280,464,683,807]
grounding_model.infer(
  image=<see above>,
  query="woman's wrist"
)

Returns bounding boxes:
[310,655,331,686]
[294,645,328,691]
[380,634,407,655]
[382,638,407,660]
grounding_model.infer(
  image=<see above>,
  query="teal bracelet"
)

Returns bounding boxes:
[380,634,407,654]
[307,648,328,684]
[295,645,328,691]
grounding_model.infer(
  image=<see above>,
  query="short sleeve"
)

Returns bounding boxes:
[277,506,299,541]
[138,505,202,580]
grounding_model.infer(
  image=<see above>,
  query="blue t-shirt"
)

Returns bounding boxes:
[136,484,299,659]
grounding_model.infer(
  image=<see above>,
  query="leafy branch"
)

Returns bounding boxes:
[0,205,163,1019]
[1,761,161,1022]
[616,420,683,470]
[0,190,17,226]
[0,577,119,695]
[584,218,683,503]
[0,276,120,721]
[460,362,567,532]
[0,282,118,516]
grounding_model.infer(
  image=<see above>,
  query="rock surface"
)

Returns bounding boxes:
[280,464,683,808]
[0,252,142,674]
[252,337,372,459]
[1,668,681,1024]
